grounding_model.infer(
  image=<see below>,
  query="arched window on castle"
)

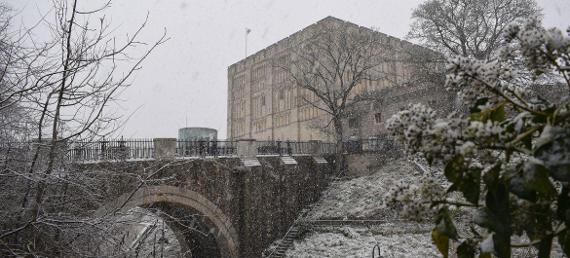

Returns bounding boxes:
[251,64,267,92]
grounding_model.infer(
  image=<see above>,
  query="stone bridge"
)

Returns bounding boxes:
[79,139,335,258]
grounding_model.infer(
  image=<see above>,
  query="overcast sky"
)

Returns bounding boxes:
[6,0,570,139]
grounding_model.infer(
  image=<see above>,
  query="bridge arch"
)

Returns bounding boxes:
[97,185,239,258]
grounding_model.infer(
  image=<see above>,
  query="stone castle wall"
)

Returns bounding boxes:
[345,83,454,140]
[227,16,448,142]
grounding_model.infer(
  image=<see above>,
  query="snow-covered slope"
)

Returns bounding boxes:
[306,159,421,219]
[276,158,443,257]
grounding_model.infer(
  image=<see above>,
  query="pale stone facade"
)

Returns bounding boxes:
[227,16,450,141]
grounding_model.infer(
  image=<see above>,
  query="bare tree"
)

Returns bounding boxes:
[278,19,389,173]
[0,3,39,142]
[0,0,168,256]
[408,0,541,59]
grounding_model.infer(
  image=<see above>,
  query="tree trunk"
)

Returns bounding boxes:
[333,117,345,177]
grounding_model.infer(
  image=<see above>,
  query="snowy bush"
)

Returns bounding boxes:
[383,177,444,222]
[388,17,570,258]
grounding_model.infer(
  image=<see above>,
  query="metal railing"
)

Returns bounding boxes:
[255,141,293,156]
[345,137,398,154]
[176,140,237,157]
[255,141,333,156]
[0,138,339,163]
[319,142,337,154]
[68,138,154,162]
[290,141,313,155]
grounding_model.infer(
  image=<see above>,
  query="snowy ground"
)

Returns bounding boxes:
[94,207,182,257]
[286,226,439,258]
[306,158,421,219]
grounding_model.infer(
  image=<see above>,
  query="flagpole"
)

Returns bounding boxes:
[245,28,251,58]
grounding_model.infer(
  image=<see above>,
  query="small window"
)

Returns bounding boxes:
[279,89,284,100]
[374,113,382,124]
[349,118,359,128]
[261,95,266,106]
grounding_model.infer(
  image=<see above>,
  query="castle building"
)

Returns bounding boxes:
[227,16,451,142]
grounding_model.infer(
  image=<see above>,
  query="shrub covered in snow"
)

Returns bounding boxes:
[388,17,570,258]
[383,177,445,222]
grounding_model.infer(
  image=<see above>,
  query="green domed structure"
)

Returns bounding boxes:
[178,127,217,141]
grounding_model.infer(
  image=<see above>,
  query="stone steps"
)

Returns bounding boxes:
[266,219,418,257]
[268,227,301,258]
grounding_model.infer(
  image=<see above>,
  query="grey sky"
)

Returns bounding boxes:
[6,0,570,139]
